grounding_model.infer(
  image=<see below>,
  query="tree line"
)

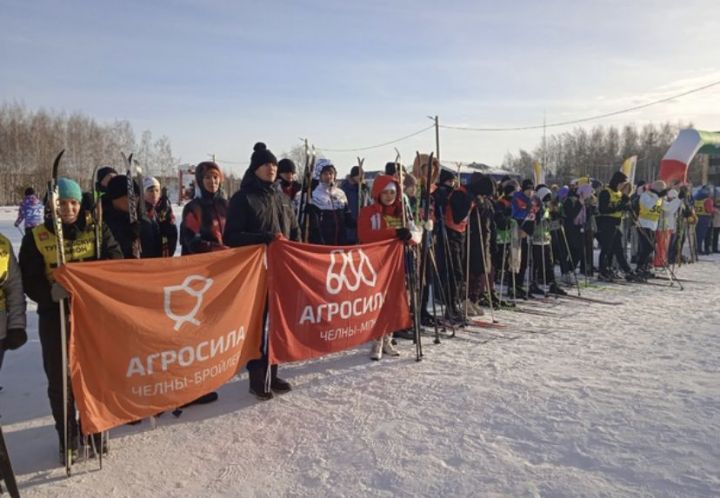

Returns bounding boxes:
[0,102,177,205]
[501,121,703,185]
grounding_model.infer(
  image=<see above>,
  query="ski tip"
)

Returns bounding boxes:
[53,149,65,173]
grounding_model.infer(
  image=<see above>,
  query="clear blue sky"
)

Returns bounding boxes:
[2,0,719,176]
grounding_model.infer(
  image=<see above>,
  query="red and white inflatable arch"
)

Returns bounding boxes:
[659,129,720,184]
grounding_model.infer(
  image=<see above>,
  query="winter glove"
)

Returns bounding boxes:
[127,221,140,242]
[396,228,412,241]
[678,189,686,199]
[423,219,434,232]
[258,232,276,244]
[3,329,27,350]
[14,220,20,227]
[51,282,69,302]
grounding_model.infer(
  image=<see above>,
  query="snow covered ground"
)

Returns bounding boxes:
[1,205,719,497]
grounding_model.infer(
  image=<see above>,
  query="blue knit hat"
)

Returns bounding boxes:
[57,177,82,201]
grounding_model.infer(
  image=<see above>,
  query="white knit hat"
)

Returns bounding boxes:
[143,176,160,191]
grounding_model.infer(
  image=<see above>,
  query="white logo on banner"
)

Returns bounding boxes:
[163,275,214,331]
[325,249,377,295]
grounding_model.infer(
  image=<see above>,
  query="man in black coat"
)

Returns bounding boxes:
[224,142,300,400]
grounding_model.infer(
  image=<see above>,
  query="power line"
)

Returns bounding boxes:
[439,79,720,132]
[316,124,435,153]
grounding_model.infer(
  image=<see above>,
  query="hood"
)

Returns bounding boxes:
[371,175,402,208]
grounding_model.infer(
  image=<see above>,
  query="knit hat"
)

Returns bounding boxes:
[521,179,534,191]
[350,166,362,178]
[278,158,296,174]
[96,166,118,186]
[320,162,336,177]
[438,169,456,185]
[143,176,160,191]
[468,172,495,197]
[536,186,552,202]
[652,180,667,192]
[381,182,397,193]
[57,177,82,202]
[24,187,35,196]
[403,173,417,189]
[385,162,398,176]
[502,181,518,196]
[558,186,570,201]
[312,158,334,180]
[106,175,140,200]
[249,142,278,172]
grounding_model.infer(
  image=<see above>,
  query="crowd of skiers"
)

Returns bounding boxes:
[1,142,718,467]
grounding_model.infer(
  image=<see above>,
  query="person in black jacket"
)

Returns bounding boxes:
[432,169,472,321]
[103,175,163,259]
[19,177,123,462]
[144,176,178,257]
[596,171,640,281]
[224,142,300,401]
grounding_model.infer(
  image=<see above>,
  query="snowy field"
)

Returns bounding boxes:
[1,205,719,497]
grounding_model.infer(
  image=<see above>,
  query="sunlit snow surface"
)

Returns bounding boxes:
[0,205,718,497]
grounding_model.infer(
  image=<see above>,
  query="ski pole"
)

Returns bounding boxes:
[559,225,581,297]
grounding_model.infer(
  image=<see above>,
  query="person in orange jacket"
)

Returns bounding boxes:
[357,174,420,360]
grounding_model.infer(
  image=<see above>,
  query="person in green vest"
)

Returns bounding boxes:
[0,232,27,371]
[19,177,123,464]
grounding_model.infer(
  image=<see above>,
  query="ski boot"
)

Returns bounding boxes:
[548,282,568,296]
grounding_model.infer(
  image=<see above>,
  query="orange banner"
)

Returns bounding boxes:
[267,238,411,364]
[55,246,267,434]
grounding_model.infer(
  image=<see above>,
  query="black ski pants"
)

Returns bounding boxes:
[636,227,656,271]
[596,218,631,274]
[38,306,79,442]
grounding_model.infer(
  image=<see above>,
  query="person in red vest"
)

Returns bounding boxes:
[432,169,472,322]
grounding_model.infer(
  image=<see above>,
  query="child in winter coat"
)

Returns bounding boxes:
[144,176,178,257]
[15,187,44,233]
[0,232,27,371]
[180,162,228,254]
[357,174,420,360]
[19,178,123,462]
[103,175,163,259]
[307,161,355,245]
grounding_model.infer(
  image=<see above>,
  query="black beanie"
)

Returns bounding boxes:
[249,142,278,172]
[278,158,296,174]
[475,174,496,197]
[438,169,456,185]
[503,182,518,196]
[521,179,534,191]
[106,175,140,200]
[350,166,361,178]
[96,166,118,191]
[385,162,398,176]
[24,187,35,196]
